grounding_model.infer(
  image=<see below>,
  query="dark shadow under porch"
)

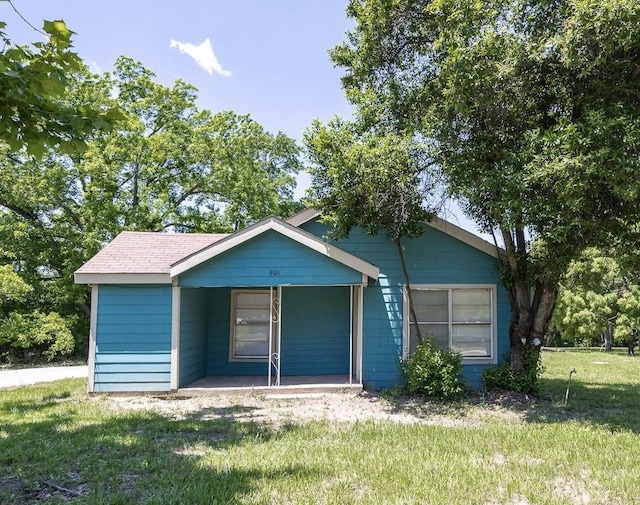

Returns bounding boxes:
[177,374,362,395]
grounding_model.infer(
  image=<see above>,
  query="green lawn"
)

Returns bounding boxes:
[1,349,639,504]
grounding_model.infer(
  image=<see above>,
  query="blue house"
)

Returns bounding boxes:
[74,209,509,393]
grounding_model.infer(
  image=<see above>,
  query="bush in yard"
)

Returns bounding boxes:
[482,350,545,395]
[0,311,75,361]
[401,339,465,399]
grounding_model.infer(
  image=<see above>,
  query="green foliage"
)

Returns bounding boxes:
[304,118,441,341]
[400,339,465,399]
[334,0,640,374]
[0,20,119,157]
[0,265,32,303]
[553,248,640,346]
[0,57,303,359]
[0,310,74,361]
[304,118,438,241]
[482,351,545,395]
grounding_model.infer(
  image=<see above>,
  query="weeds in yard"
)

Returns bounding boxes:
[1,349,639,504]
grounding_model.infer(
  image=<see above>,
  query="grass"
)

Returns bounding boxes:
[1,349,639,504]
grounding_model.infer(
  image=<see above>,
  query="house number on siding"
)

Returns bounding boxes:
[269,269,280,277]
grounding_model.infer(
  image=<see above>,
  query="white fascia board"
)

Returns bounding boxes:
[286,208,500,259]
[274,220,380,280]
[170,219,274,277]
[427,217,501,258]
[286,208,321,227]
[74,272,171,285]
[170,216,379,281]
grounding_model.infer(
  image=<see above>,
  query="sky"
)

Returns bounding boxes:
[1,0,482,236]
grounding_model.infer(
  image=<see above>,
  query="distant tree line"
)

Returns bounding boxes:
[0,21,303,361]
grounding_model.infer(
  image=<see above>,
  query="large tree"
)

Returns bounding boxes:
[553,248,640,349]
[304,118,441,340]
[0,57,303,357]
[331,0,640,378]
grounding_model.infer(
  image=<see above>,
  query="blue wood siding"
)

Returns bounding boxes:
[179,288,208,387]
[280,286,350,375]
[94,285,172,392]
[204,286,351,377]
[302,220,510,390]
[178,230,363,287]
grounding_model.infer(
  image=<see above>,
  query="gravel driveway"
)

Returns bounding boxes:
[0,365,87,389]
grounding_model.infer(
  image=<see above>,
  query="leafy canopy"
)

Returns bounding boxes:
[304,118,436,241]
[332,0,640,377]
[0,57,304,359]
[553,248,640,345]
[333,0,640,267]
[0,19,120,157]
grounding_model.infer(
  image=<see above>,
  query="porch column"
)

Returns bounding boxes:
[170,280,181,390]
[87,284,98,393]
[352,285,364,384]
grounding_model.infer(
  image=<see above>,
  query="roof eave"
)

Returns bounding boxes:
[170,216,379,281]
[74,272,171,285]
[287,208,501,258]
[427,216,501,258]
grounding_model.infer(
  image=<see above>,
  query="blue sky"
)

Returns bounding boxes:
[2,0,355,199]
[1,0,482,235]
[2,1,354,139]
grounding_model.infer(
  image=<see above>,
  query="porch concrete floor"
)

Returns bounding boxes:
[178,375,362,395]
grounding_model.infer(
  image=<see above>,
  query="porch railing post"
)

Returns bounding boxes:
[268,286,273,386]
[170,281,181,391]
[349,286,353,385]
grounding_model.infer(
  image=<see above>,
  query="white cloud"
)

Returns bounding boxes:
[169,38,232,77]
[87,58,102,75]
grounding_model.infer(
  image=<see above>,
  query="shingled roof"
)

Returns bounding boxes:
[74,231,227,282]
[74,215,381,285]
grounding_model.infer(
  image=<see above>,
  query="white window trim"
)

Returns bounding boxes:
[229,289,271,362]
[403,284,498,365]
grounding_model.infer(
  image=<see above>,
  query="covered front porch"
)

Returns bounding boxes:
[172,285,365,392]
[167,217,378,393]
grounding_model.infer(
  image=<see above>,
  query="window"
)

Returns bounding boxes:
[405,286,496,362]
[230,290,271,360]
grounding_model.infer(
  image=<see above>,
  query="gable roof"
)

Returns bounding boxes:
[170,216,380,281]
[74,231,227,284]
[286,209,500,259]
[74,217,380,285]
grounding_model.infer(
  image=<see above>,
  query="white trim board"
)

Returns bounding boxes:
[170,282,181,391]
[74,273,170,285]
[170,216,379,281]
[427,217,499,258]
[286,209,501,259]
[87,284,98,393]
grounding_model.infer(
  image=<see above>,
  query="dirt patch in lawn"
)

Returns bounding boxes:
[105,390,529,427]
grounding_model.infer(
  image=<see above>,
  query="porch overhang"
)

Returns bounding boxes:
[170,216,379,285]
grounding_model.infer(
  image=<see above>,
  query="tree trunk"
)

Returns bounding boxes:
[394,236,422,343]
[507,277,558,372]
[500,226,559,374]
[604,321,613,352]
